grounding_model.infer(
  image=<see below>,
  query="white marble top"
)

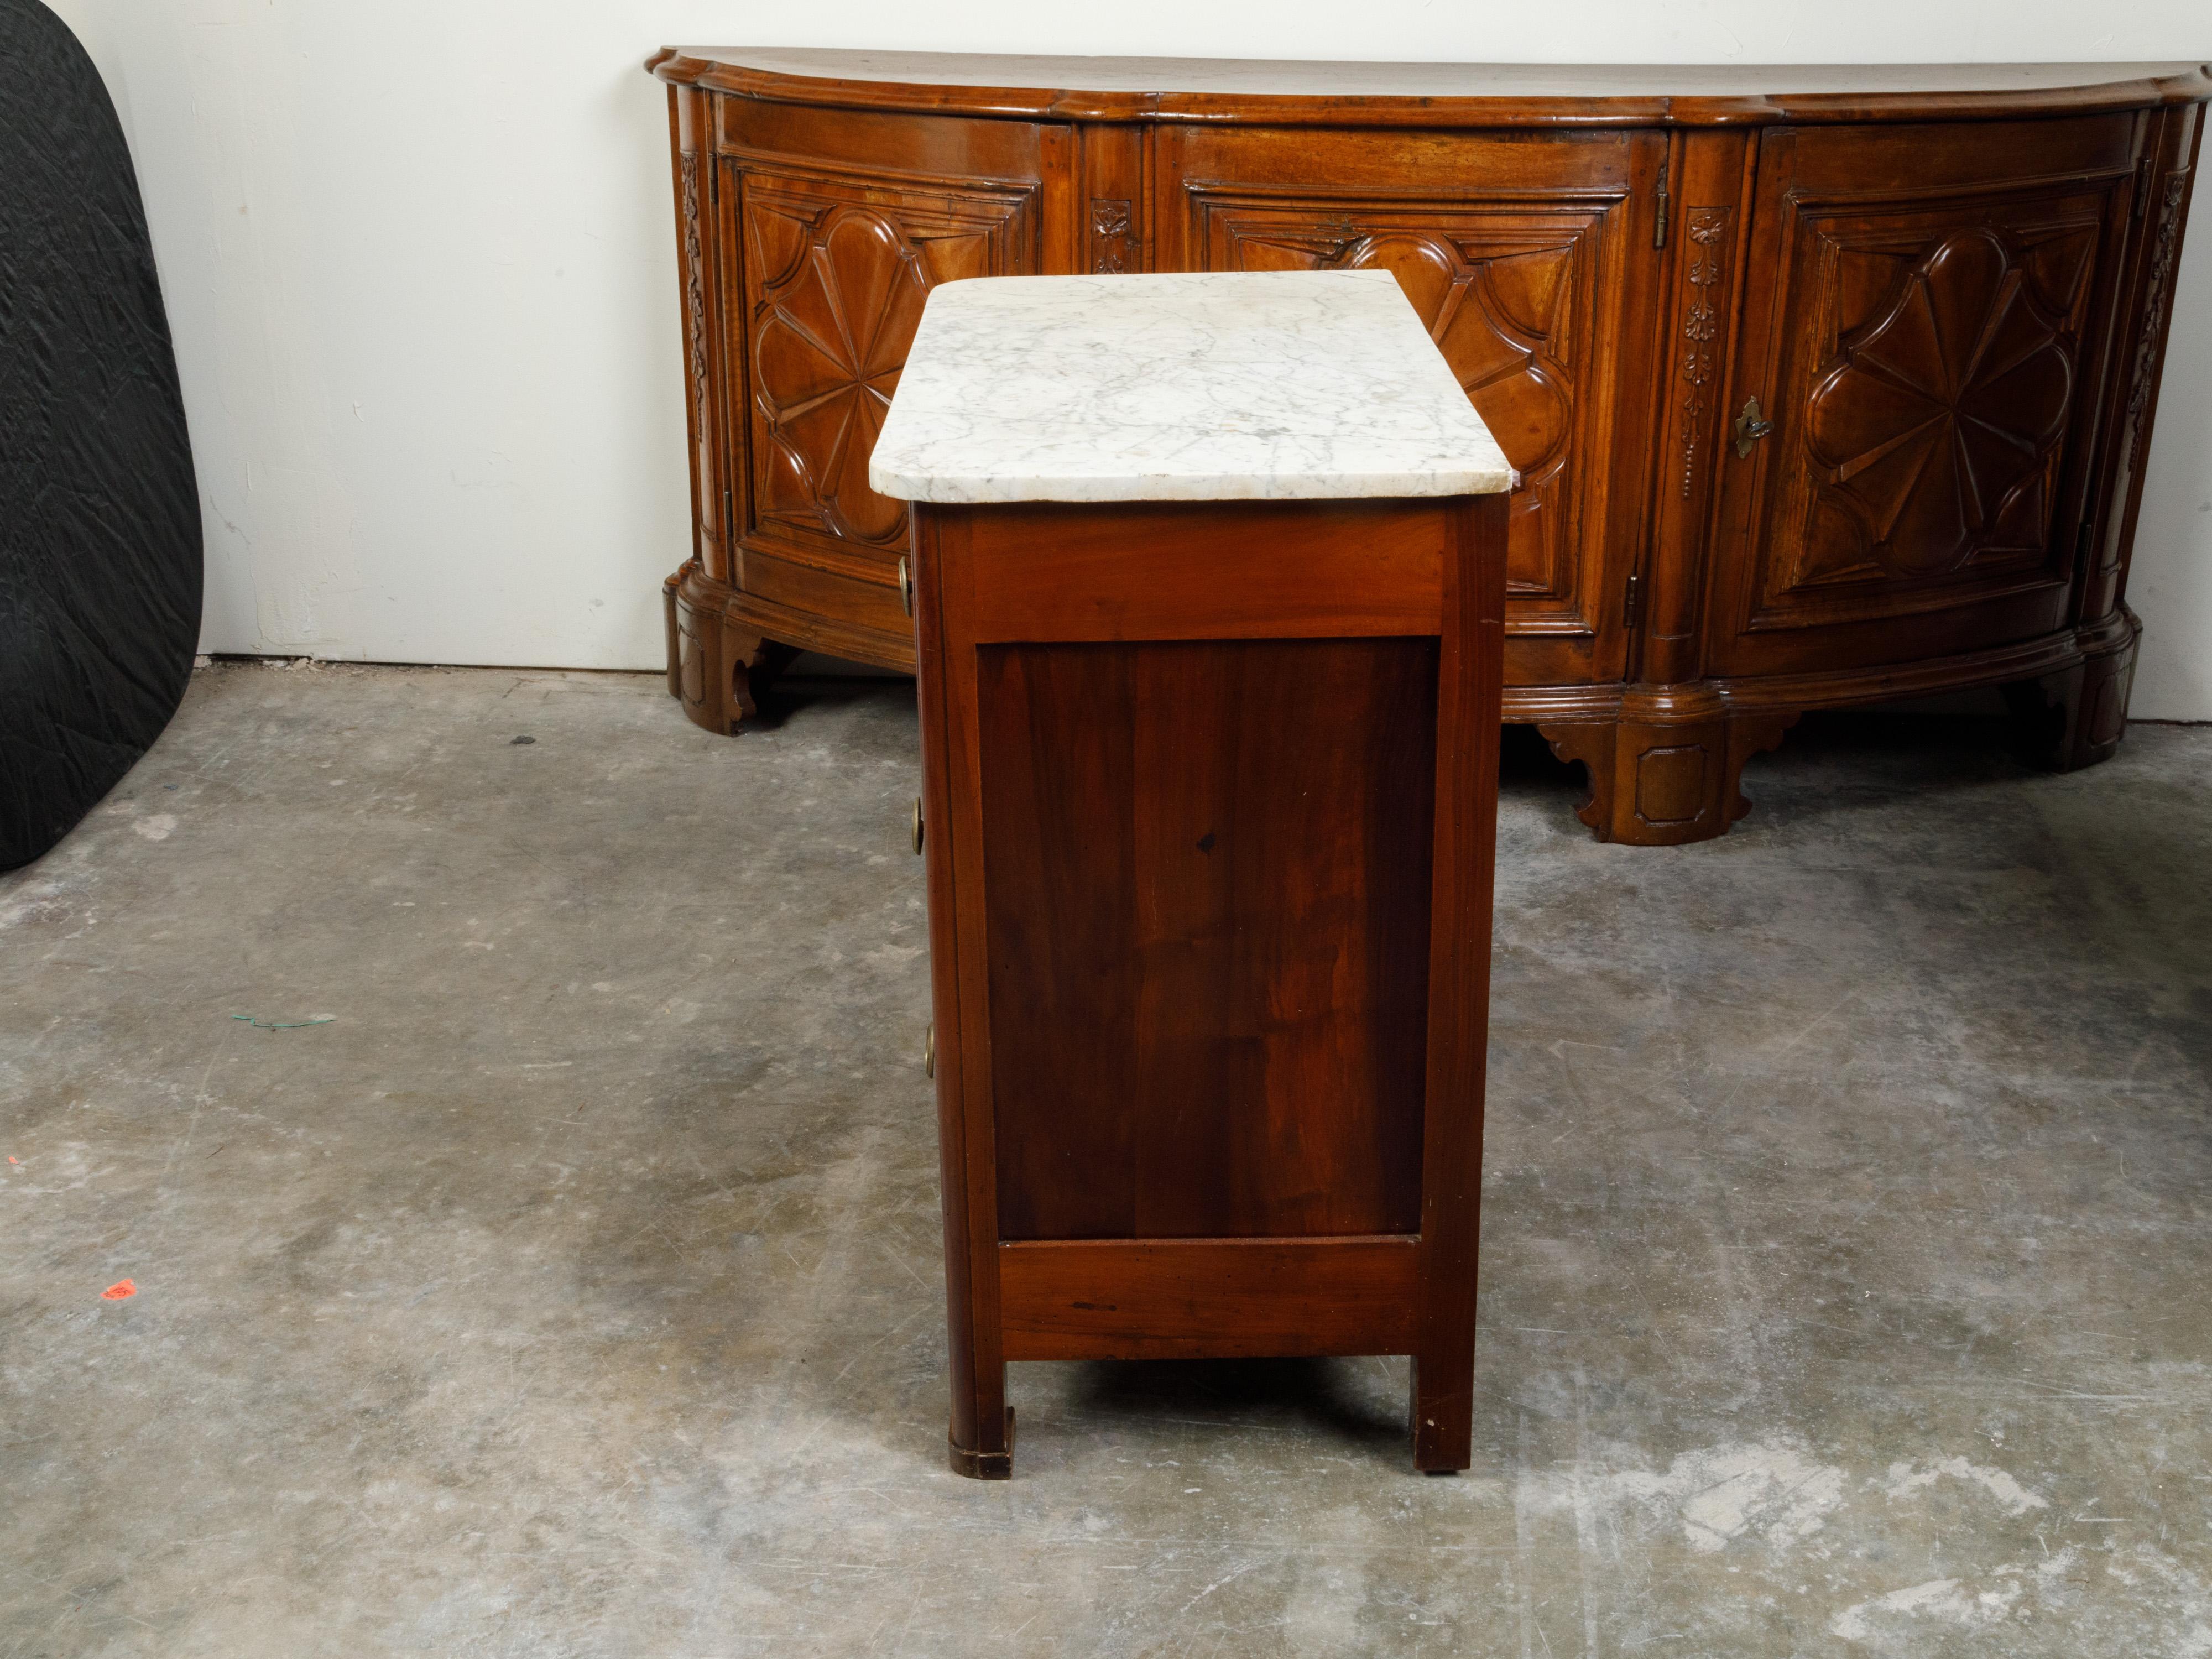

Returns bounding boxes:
[867,271,1516,505]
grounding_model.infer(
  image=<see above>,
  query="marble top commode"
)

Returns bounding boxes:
[867,270,1516,505]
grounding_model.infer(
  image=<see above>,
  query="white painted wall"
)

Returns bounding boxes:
[38,2,2212,716]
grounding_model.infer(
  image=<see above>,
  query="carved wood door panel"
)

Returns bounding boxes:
[732,165,1039,596]
[1202,210,1591,613]
[1709,117,2140,677]
[1161,128,1663,686]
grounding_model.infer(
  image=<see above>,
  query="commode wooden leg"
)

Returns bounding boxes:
[2005,614,2140,773]
[1411,1344,1476,1473]
[1536,719,1624,839]
[1539,694,1798,847]
[723,625,799,731]
[663,569,684,700]
[667,565,801,734]
[948,1400,1014,1480]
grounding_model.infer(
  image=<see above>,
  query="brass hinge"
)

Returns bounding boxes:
[722,487,733,533]
[1624,572,1644,629]
[2135,156,2154,218]
[1653,156,1670,248]
[2074,486,2099,561]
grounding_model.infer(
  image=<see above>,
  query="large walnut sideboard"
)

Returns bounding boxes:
[648,49,2206,844]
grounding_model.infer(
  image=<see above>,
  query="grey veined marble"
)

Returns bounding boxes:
[868,269,1518,504]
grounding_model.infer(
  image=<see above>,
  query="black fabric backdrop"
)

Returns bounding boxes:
[1,0,201,870]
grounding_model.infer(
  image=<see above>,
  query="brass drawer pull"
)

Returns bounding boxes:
[911,797,924,855]
[898,556,914,617]
[924,1024,935,1077]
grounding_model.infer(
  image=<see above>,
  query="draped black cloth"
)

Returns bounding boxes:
[1,0,201,869]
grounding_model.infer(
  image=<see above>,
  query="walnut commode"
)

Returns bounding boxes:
[869,270,1513,1475]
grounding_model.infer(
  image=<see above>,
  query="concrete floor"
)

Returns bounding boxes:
[3,661,2209,1658]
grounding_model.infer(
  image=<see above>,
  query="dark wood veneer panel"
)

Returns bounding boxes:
[999,1237,1421,1359]
[978,636,1437,1241]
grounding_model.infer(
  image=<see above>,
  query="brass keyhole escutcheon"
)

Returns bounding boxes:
[898,556,914,618]
[924,1024,935,1077]
[911,797,924,855]
[1733,395,1774,458]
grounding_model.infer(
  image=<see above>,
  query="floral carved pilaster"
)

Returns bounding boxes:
[2126,169,2188,467]
[1677,208,1731,500]
[1090,198,1135,274]
[679,152,710,437]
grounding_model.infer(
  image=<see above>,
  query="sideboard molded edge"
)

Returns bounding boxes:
[648,49,2212,130]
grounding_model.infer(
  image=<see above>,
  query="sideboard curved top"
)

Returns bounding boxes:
[650,49,2211,128]
[649,49,2204,844]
